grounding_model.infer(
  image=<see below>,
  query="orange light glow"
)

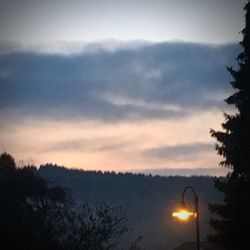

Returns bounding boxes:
[172,209,195,221]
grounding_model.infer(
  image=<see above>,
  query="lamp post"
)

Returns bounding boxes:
[172,186,200,250]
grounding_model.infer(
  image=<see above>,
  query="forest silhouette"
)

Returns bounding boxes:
[0,153,223,250]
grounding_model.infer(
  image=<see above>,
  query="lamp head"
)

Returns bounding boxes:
[172,208,195,221]
[172,201,196,221]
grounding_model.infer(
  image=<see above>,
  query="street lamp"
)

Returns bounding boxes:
[172,186,200,250]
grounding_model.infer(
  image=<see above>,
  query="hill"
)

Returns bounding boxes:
[39,164,223,250]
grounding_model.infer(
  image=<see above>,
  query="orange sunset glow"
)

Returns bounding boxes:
[1,110,224,174]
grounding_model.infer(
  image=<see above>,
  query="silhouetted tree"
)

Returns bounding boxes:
[0,153,140,250]
[48,203,128,250]
[0,153,69,250]
[0,152,16,175]
[209,2,250,249]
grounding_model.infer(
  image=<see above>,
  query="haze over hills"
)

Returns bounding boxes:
[38,164,225,250]
[132,167,227,177]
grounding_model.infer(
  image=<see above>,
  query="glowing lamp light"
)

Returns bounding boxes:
[172,209,195,221]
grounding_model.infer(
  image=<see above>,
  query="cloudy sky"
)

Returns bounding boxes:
[0,0,246,175]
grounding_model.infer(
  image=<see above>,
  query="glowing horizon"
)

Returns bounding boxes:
[0,0,244,176]
[0,109,224,174]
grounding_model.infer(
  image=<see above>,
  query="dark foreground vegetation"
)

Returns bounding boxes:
[0,152,223,250]
[0,153,142,250]
[208,2,250,250]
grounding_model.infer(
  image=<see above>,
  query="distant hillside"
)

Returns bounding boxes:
[133,167,227,177]
[39,164,224,250]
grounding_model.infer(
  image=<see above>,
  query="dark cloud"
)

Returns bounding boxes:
[0,42,240,122]
[143,142,214,160]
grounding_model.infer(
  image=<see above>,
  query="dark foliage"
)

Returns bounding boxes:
[0,153,135,250]
[209,2,250,249]
[0,152,16,174]
[0,153,68,250]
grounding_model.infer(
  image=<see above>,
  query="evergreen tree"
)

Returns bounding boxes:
[0,152,16,175]
[209,1,250,249]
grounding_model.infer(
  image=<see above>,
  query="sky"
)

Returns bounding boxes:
[0,0,246,175]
